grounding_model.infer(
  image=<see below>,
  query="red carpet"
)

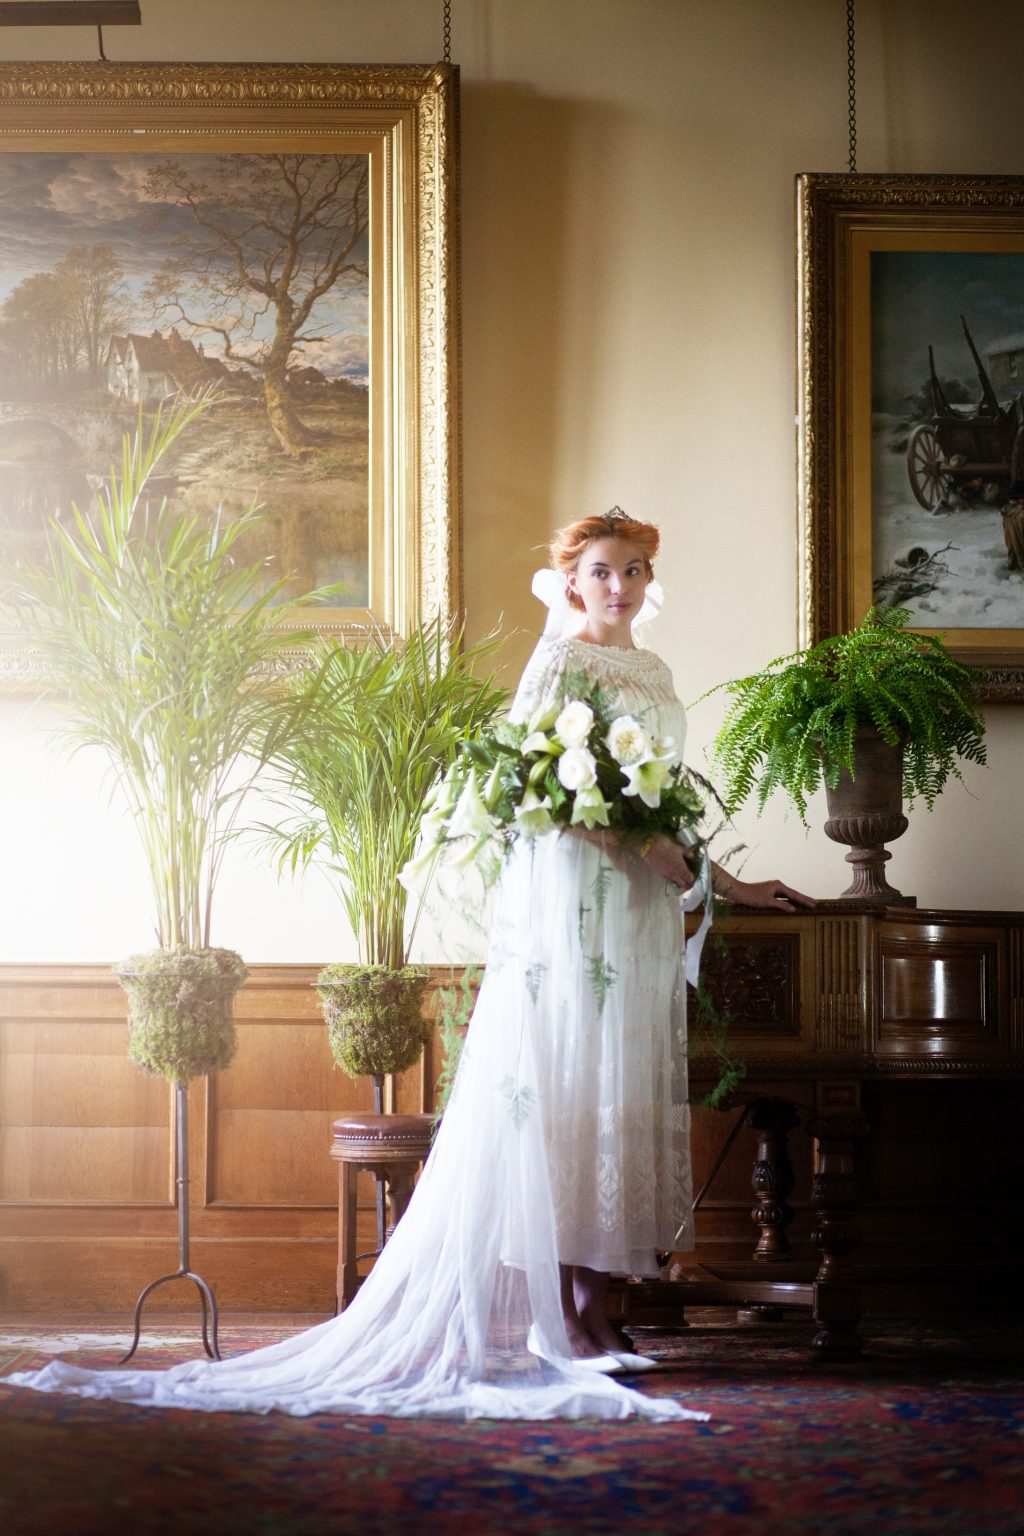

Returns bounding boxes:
[1,1313,1021,1536]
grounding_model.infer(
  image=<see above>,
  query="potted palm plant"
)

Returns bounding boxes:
[3,393,330,1351]
[709,607,987,902]
[259,621,506,1096]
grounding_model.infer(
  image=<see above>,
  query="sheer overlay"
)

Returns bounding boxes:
[5,635,706,1422]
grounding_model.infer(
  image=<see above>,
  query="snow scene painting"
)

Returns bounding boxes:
[0,152,370,604]
[871,250,1024,629]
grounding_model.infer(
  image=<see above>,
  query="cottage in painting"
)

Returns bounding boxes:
[104,330,246,404]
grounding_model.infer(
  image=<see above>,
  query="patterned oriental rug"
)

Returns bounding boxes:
[0,1312,1021,1536]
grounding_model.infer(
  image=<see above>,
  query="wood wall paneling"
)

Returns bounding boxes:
[1,955,1019,1314]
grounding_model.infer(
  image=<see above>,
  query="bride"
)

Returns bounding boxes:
[5,510,811,1422]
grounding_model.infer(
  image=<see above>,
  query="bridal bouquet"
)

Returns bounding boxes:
[400,671,706,890]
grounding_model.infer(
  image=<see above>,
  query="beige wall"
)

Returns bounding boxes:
[1,0,1021,962]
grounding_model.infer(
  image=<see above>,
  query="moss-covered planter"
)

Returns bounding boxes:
[116,946,248,1085]
[316,964,431,1079]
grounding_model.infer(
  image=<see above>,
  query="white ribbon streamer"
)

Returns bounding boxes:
[530,567,664,639]
[677,827,714,988]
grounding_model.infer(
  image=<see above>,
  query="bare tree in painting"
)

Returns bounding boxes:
[142,154,369,456]
[0,244,131,396]
[57,245,133,388]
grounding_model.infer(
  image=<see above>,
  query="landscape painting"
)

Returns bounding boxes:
[0,150,371,605]
[0,62,462,691]
[871,249,1024,630]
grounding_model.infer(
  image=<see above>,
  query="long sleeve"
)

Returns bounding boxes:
[507,638,574,725]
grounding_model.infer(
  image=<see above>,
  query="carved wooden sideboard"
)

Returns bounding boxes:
[627,902,1024,1354]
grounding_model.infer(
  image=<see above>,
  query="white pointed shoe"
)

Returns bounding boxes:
[526,1325,626,1375]
[612,1351,663,1373]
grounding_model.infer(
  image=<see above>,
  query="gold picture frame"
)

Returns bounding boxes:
[0,61,460,692]
[797,172,1024,703]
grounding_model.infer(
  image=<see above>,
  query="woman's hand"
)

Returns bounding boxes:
[717,876,815,913]
[643,833,697,890]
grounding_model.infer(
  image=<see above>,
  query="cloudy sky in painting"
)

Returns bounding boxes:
[872,250,1024,410]
[0,152,370,380]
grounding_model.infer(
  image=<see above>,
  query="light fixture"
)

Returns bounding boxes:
[0,3,140,22]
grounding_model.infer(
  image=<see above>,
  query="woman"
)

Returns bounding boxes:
[5,511,811,1423]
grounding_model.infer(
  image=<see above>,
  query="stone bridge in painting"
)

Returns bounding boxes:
[0,401,133,467]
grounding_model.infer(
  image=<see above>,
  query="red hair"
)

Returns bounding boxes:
[550,512,659,611]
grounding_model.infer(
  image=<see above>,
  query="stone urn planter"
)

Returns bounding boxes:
[823,728,915,905]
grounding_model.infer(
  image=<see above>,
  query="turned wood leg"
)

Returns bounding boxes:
[749,1096,800,1262]
[339,1160,360,1311]
[805,1111,869,1358]
[385,1161,418,1237]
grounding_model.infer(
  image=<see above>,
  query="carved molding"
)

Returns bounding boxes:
[0,62,451,106]
[816,916,867,1053]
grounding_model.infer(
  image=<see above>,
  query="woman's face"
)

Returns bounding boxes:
[567,536,650,629]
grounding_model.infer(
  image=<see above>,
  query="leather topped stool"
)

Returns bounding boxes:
[330,1112,435,1309]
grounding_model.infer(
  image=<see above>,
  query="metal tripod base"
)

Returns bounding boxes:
[119,1082,222,1364]
[119,1268,220,1363]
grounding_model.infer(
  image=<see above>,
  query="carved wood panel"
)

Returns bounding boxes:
[695,935,800,1037]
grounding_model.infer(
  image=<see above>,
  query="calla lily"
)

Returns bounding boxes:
[481,759,504,810]
[570,783,611,829]
[397,840,441,894]
[521,731,560,756]
[514,787,555,838]
[418,805,449,848]
[423,764,459,817]
[621,750,677,809]
[447,769,499,842]
[526,699,561,735]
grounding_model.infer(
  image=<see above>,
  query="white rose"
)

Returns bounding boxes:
[606,715,649,765]
[555,699,594,749]
[557,745,598,791]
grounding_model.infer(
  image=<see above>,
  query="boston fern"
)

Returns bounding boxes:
[710,607,987,822]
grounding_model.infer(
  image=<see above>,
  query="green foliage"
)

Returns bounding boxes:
[432,964,481,1117]
[259,621,507,968]
[316,963,431,1079]
[688,926,747,1109]
[117,946,248,1084]
[3,393,332,951]
[709,607,987,822]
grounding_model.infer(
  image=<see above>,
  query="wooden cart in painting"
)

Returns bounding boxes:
[906,315,1024,513]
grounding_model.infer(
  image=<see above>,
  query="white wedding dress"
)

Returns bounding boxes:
[5,633,706,1423]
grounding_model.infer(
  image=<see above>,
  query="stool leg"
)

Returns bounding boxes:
[386,1161,417,1237]
[340,1161,359,1311]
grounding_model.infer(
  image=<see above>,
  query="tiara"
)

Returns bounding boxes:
[605,505,630,521]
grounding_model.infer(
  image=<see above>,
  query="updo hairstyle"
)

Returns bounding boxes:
[550,511,660,612]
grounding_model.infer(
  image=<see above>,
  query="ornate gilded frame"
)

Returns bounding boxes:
[0,62,460,692]
[797,172,1024,703]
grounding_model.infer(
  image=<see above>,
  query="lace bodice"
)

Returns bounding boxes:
[509,635,685,748]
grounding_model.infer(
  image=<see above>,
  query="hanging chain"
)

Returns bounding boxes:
[442,0,452,64]
[846,0,857,173]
